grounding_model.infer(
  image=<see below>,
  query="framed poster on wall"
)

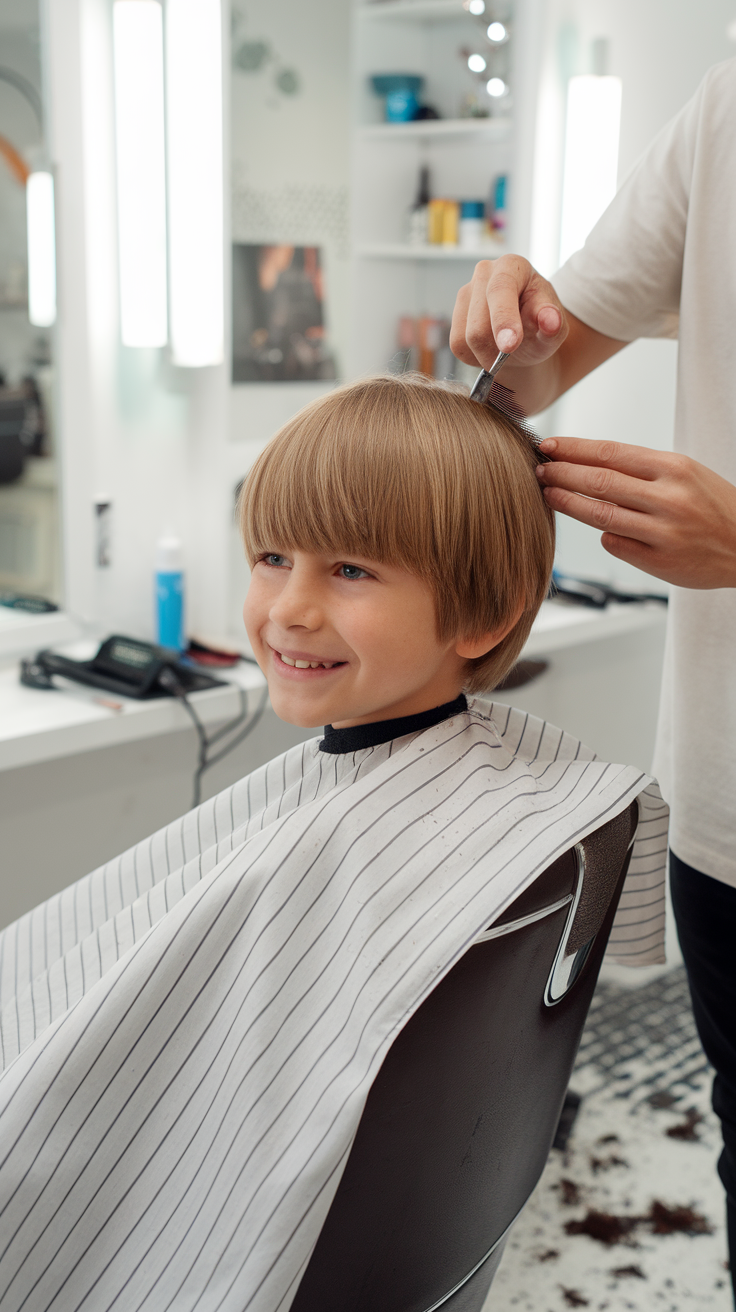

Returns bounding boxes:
[232,243,337,383]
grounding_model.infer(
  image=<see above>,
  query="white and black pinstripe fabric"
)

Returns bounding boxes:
[0,701,667,1312]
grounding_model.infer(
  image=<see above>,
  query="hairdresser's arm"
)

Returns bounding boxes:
[450,255,627,415]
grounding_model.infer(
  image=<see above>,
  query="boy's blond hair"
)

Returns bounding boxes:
[239,373,555,693]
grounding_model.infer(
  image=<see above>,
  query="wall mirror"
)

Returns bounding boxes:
[0,0,60,613]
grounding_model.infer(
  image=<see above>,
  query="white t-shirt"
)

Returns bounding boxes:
[552,58,736,888]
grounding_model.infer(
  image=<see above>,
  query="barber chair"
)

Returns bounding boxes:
[291,802,638,1312]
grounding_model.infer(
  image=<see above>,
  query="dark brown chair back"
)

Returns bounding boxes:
[291,802,638,1312]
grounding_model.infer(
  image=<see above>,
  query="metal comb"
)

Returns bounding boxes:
[469,350,549,460]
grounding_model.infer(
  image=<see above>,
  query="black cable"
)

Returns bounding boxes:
[158,668,269,808]
[198,685,268,772]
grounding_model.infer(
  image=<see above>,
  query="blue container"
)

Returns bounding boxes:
[386,88,419,121]
[155,536,185,651]
[460,200,485,219]
[156,573,184,650]
[370,74,424,123]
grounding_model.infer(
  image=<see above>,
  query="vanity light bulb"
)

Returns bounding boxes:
[167,0,225,367]
[486,77,507,97]
[26,171,56,327]
[487,21,507,41]
[468,0,485,12]
[467,53,487,73]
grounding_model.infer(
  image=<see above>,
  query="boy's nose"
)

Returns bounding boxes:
[269,576,322,631]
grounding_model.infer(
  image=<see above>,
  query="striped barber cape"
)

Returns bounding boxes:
[0,700,667,1312]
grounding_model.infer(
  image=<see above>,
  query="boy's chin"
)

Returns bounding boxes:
[268,689,333,730]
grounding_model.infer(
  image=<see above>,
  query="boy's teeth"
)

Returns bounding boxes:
[279,652,336,669]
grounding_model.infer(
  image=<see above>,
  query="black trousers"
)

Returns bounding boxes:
[670,852,736,1303]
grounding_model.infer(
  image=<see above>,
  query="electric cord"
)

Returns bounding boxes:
[158,668,269,808]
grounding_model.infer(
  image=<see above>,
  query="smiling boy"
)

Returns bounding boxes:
[241,372,552,736]
[0,375,668,1312]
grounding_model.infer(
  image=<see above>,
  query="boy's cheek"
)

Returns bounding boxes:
[242,590,266,669]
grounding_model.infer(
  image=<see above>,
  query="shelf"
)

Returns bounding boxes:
[356,242,503,260]
[358,0,472,20]
[357,117,511,142]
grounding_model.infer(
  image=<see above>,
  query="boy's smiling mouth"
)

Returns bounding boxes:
[270,645,348,676]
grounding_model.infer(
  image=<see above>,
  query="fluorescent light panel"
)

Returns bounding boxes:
[113,0,168,347]
[559,75,622,266]
[166,0,224,367]
[26,171,56,328]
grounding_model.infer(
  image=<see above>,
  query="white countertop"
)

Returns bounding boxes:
[0,600,667,773]
[0,605,81,661]
[0,637,268,772]
[522,597,666,658]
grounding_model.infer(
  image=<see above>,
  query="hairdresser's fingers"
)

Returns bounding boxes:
[541,485,653,541]
[538,436,672,481]
[450,281,479,365]
[536,460,657,513]
[600,534,664,575]
[451,256,568,369]
[461,260,523,368]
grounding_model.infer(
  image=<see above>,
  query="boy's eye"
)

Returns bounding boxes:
[262,553,290,568]
[338,563,369,581]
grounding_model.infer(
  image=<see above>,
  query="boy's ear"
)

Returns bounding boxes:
[454,604,525,661]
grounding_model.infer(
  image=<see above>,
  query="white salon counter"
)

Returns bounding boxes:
[0,654,267,773]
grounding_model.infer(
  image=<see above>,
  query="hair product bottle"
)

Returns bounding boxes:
[408,165,431,246]
[155,535,185,651]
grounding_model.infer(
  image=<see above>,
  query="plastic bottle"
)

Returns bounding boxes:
[408,165,431,246]
[155,535,185,652]
[441,200,460,247]
[459,200,486,250]
[491,174,508,233]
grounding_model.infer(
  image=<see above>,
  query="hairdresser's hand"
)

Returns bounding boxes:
[450,256,626,416]
[536,436,736,589]
[451,255,568,371]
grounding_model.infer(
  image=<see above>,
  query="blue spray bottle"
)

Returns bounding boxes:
[155,535,185,651]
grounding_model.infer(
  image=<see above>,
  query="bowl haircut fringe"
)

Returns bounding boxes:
[239,373,555,694]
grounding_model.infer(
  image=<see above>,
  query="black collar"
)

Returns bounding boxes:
[320,694,468,755]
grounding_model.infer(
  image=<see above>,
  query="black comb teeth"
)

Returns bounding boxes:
[473,377,551,462]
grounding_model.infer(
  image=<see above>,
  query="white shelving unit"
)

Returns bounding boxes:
[357,118,512,141]
[358,1,473,22]
[356,241,503,259]
[348,0,534,377]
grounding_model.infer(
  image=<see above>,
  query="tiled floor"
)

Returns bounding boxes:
[484,967,732,1311]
